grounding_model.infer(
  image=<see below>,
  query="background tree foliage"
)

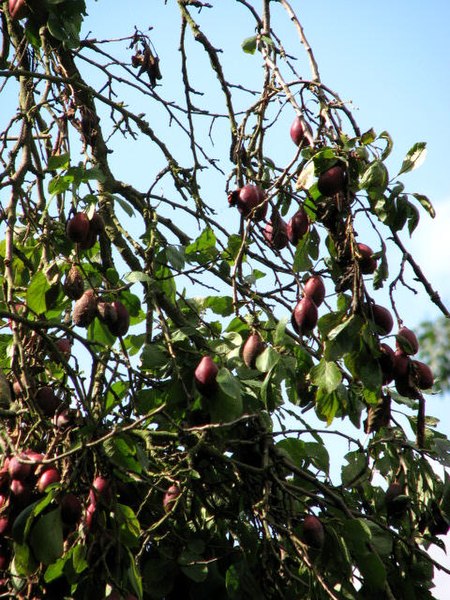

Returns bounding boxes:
[0,1,449,598]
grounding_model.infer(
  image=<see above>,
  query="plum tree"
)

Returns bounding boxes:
[0,2,448,599]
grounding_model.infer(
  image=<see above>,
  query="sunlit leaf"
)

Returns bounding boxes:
[310,359,342,393]
[412,193,435,218]
[241,35,257,54]
[398,142,427,175]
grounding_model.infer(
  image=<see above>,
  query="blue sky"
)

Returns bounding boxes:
[81,1,450,592]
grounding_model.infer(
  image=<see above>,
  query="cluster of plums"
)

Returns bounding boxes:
[64,210,131,336]
[377,325,434,398]
[228,183,310,251]
[0,455,124,573]
[0,451,76,572]
[190,116,437,547]
[66,210,104,251]
[64,266,130,336]
[12,379,75,429]
[85,475,112,531]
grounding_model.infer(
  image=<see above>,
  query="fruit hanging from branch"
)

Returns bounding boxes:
[72,289,97,328]
[303,275,326,307]
[287,207,309,245]
[8,0,29,21]
[302,515,325,549]
[228,184,267,221]
[242,332,266,369]
[412,360,434,390]
[291,296,318,335]
[263,213,289,250]
[194,356,219,396]
[369,304,394,335]
[356,242,377,275]
[163,483,180,512]
[290,116,306,147]
[66,212,90,244]
[317,164,347,197]
[396,326,419,355]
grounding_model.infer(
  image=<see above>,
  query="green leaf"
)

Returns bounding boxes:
[88,318,116,348]
[204,295,234,317]
[241,35,257,54]
[116,504,141,549]
[29,508,64,565]
[273,317,291,346]
[166,245,185,270]
[303,442,329,474]
[255,346,281,373]
[359,160,389,193]
[154,263,176,301]
[185,227,217,260]
[225,564,240,595]
[412,193,435,218]
[127,547,144,599]
[364,521,393,557]
[312,147,340,174]
[48,174,72,195]
[341,452,367,487]
[296,160,315,190]
[12,496,53,545]
[315,388,340,425]
[12,542,38,576]
[432,438,450,468]
[47,153,70,170]
[27,271,51,314]
[115,195,135,217]
[308,227,320,260]
[141,344,169,370]
[310,359,342,393]
[181,563,208,583]
[324,315,362,360]
[293,233,312,272]
[406,200,420,235]
[217,367,242,400]
[44,544,88,583]
[344,518,371,554]
[398,142,427,175]
[103,435,142,474]
[344,349,382,391]
[361,128,376,145]
[260,35,274,48]
[277,438,306,465]
[125,271,152,284]
[357,552,386,590]
[43,556,66,582]
[378,130,394,160]
[224,234,245,263]
[207,385,243,423]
